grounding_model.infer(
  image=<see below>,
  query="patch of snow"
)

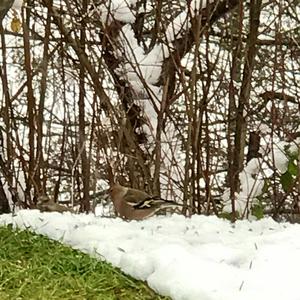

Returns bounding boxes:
[165,11,189,42]
[118,26,168,87]
[96,0,136,24]
[1,211,300,300]
[12,0,23,9]
[272,142,289,173]
[190,0,212,12]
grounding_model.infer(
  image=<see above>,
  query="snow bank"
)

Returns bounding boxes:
[0,210,299,300]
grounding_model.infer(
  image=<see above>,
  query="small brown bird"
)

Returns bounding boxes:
[37,196,73,213]
[109,183,182,221]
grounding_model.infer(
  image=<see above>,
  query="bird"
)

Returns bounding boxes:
[109,183,182,221]
[36,196,74,213]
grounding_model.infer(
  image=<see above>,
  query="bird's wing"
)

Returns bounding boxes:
[124,189,151,205]
[133,197,183,209]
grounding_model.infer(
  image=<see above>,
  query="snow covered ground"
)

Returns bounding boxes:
[0,210,299,300]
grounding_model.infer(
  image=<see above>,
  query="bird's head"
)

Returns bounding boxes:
[109,183,128,199]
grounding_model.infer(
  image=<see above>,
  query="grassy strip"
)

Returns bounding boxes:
[0,226,169,300]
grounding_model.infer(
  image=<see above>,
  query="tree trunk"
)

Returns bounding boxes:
[230,0,262,220]
[78,0,90,212]
[0,178,10,214]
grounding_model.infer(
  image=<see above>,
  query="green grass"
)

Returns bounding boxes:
[0,226,169,300]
